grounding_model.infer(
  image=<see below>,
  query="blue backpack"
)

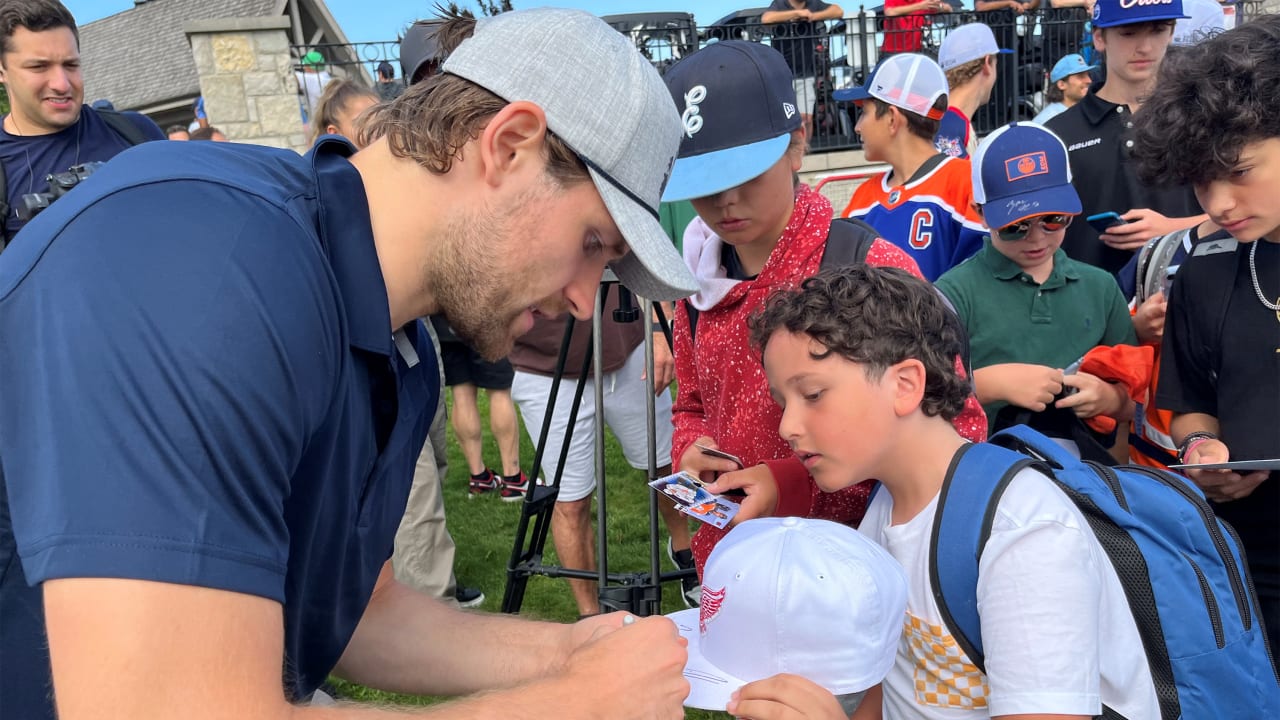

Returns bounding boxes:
[930,425,1280,719]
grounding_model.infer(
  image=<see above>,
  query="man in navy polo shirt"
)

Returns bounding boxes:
[0,9,696,720]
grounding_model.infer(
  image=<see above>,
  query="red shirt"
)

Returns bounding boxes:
[881,0,932,54]
[673,187,988,575]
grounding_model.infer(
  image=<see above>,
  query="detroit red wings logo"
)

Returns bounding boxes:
[699,586,726,633]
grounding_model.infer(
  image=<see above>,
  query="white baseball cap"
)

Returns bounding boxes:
[938,22,1012,71]
[666,517,908,710]
[832,53,948,120]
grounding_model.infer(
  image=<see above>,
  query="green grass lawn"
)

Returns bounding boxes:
[332,387,729,719]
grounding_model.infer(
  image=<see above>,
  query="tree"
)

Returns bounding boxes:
[0,85,8,116]
[441,0,513,18]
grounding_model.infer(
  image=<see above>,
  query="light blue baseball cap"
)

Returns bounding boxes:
[1049,54,1097,83]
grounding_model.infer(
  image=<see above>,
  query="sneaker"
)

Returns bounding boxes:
[455,586,485,609]
[499,471,530,502]
[667,537,701,608]
[468,469,500,498]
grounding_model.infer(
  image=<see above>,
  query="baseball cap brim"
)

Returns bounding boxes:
[832,84,870,103]
[661,133,791,202]
[592,166,699,301]
[1051,65,1097,83]
[669,608,749,710]
[1094,10,1189,27]
[981,183,1082,231]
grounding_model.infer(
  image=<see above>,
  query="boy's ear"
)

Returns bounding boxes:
[972,203,990,230]
[476,100,548,188]
[1093,27,1107,53]
[889,359,928,418]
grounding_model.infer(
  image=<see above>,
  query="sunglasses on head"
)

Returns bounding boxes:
[995,213,1073,242]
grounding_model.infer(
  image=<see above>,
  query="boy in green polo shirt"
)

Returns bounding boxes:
[936,123,1136,442]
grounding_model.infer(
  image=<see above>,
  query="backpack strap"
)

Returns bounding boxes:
[1,108,149,248]
[930,441,1040,674]
[95,107,152,146]
[687,217,874,344]
[821,217,877,268]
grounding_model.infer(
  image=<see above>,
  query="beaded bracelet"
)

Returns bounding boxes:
[1177,431,1218,464]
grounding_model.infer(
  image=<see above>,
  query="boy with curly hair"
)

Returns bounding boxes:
[1130,13,1280,654]
[742,263,1158,718]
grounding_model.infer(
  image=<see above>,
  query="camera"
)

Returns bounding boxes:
[16,161,105,222]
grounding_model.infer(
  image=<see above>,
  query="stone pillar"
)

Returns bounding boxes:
[185,17,309,153]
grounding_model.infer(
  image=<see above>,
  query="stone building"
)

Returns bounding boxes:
[80,0,359,152]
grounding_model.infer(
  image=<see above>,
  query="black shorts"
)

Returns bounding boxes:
[439,341,514,389]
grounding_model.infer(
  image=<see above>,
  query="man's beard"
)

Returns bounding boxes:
[427,184,550,360]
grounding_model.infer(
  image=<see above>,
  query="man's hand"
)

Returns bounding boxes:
[642,329,676,394]
[976,363,1063,412]
[1132,291,1167,344]
[1182,438,1272,503]
[1056,371,1130,419]
[703,464,779,525]
[678,436,742,484]
[727,674,849,720]
[561,615,689,720]
[1101,209,1204,250]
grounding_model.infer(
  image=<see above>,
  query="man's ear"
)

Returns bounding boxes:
[890,359,928,418]
[1092,27,1107,53]
[475,100,548,188]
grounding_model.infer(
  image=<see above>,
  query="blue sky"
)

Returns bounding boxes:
[64,1,758,46]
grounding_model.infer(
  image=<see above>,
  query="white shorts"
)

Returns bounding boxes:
[791,76,817,112]
[511,343,674,503]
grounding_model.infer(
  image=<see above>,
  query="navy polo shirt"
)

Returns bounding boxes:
[0,138,438,718]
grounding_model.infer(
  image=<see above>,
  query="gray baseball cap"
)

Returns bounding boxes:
[443,8,696,301]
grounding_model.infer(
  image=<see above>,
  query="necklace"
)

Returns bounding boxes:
[1248,240,1280,311]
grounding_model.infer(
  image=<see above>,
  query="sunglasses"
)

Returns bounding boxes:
[995,213,1073,242]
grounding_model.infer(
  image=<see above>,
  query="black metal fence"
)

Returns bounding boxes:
[291,1,1270,151]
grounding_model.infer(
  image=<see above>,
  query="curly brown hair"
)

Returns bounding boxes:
[1132,14,1280,186]
[357,12,587,185]
[748,265,970,421]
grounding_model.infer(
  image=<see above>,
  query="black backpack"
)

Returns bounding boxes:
[0,107,152,246]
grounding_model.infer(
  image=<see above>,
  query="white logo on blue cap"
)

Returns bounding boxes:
[682,85,707,139]
[783,102,796,119]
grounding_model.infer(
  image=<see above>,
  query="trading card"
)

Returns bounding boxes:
[649,471,740,529]
[677,496,739,529]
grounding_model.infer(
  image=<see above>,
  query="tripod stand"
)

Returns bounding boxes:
[500,273,689,617]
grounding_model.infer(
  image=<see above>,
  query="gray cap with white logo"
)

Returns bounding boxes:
[444,8,696,301]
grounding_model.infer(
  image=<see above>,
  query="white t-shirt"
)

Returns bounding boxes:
[295,70,333,119]
[858,466,1160,719]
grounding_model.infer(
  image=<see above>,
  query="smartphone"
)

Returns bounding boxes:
[1086,211,1128,234]
[692,444,747,496]
[695,443,743,468]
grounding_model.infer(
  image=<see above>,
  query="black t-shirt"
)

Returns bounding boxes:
[1044,89,1202,276]
[1157,237,1280,590]
[767,0,832,78]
